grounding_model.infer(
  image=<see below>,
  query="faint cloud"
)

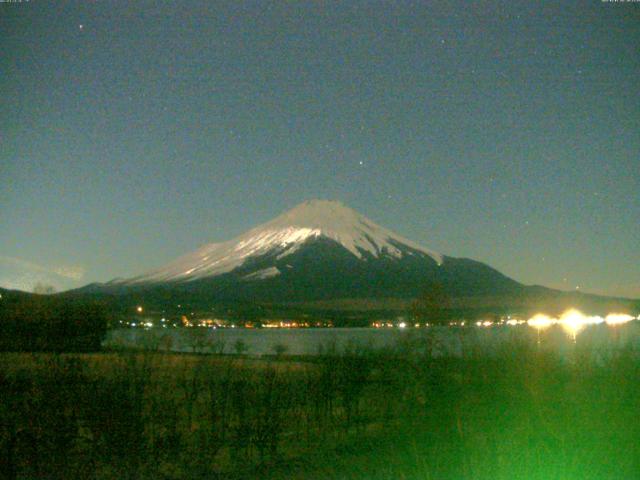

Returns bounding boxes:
[0,255,85,280]
[0,255,85,292]
[53,265,85,280]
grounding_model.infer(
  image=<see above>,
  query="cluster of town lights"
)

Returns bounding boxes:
[469,310,636,330]
[472,309,637,343]
[132,305,635,332]
[394,310,636,333]
[527,310,634,330]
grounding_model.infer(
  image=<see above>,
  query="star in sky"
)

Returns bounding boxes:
[0,0,637,298]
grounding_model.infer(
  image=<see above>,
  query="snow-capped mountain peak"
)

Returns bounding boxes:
[125,200,442,284]
[266,200,441,262]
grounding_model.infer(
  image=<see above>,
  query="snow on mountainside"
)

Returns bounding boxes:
[123,200,443,284]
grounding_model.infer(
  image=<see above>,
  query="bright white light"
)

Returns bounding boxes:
[558,309,594,339]
[506,319,519,326]
[475,320,493,327]
[398,322,407,329]
[136,306,143,313]
[605,313,634,325]
[527,314,554,330]
[560,309,584,326]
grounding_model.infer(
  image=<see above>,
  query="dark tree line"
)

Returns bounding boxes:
[0,294,108,352]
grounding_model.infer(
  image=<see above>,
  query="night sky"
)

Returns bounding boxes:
[2,1,638,297]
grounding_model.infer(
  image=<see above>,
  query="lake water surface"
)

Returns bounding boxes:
[105,322,640,358]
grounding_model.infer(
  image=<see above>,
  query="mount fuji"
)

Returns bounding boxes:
[71,200,635,319]
[125,199,444,284]
[109,199,519,297]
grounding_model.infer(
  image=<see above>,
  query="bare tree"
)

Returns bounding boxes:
[272,343,288,358]
[186,328,210,354]
[233,339,248,356]
[33,283,56,295]
[411,281,451,325]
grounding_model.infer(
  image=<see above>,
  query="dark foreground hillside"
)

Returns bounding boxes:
[1,337,639,479]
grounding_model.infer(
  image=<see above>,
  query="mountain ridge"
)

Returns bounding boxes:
[66,200,638,318]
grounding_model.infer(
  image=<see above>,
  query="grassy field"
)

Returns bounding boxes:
[1,335,640,479]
